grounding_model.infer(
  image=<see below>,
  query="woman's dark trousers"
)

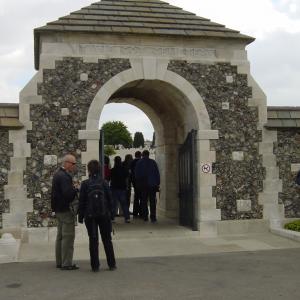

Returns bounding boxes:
[84,216,116,270]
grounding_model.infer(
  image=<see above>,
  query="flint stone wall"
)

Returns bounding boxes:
[26,57,130,227]
[0,130,13,228]
[168,61,264,220]
[274,130,300,218]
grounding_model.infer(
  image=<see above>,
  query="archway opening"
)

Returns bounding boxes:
[97,79,199,222]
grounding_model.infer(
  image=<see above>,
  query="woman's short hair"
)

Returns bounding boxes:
[87,160,101,176]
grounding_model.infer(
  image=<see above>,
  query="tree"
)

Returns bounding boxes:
[104,145,116,156]
[101,121,133,148]
[133,132,145,148]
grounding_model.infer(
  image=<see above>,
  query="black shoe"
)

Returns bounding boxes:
[143,217,149,221]
[151,219,157,223]
[61,264,79,270]
[92,268,99,272]
[109,266,117,271]
[56,264,61,268]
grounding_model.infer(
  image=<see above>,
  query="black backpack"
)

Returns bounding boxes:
[296,170,300,186]
[85,178,108,218]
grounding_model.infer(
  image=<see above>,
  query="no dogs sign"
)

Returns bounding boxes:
[201,163,212,174]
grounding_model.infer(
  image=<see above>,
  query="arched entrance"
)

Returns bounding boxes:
[79,62,220,234]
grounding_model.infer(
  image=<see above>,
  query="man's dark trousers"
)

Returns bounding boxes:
[140,187,157,221]
[133,185,142,216]
[84,216,116,270]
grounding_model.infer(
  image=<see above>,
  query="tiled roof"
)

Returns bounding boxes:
[0,104,23,129]
[34,0,254,69]
[266,106,300,128]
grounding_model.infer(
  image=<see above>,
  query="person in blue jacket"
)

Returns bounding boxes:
[134,150,160,222]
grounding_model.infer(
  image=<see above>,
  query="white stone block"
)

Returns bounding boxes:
[198,130,219,140]
[156,59,169,80]
[263,180,282,193]
[262,130,277,142]
[259,142,274,154]
[199,151,216,163]
[232,151,244,161]
[262,154,277,167]
[8,171,23,185]
[44,155,57,166]
[236,62,250,74]
[22,95,43,105]
[4,185,27,200]
[80,73,88,81]
[237,199,252,212]
[130,58,144,78]
[10,157,26,171]
[8,198,33,213]
[222,102,230,110]
[263,203,284,220]
[78,130,100,140]
[226,75,234,83]
[291,164,300,173]
[81,152,99,164]
[265,167,279,179]
[19,103,30,123]
[200,209,221,221]
[199,173,216,186]
[258,192,278,205]
[61,108,69,116]
[143,58,157,79]
[13,142,31,158]
[2,213,27,228]
[200,197,217,210]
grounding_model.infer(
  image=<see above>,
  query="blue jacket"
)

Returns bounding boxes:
[135,157,160,188]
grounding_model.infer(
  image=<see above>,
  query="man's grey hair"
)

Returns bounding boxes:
[62,154,75,165]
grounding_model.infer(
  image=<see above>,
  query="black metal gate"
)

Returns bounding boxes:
[99,129,104,179]
[178,129,198,230]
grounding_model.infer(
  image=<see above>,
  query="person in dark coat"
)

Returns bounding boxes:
[135,150,160,222]
[78,160,116,272]
[51,154,79,270]
[130,151,142,217]
[122,154,133,212]
[110,156,130,223]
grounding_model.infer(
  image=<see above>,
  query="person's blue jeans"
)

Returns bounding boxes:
[111,189,130,220]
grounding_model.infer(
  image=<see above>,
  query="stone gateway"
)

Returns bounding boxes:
[0,0,300,241]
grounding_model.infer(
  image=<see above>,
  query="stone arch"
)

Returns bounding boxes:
[80,61,220,234]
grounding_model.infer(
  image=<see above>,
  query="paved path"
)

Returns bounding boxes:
[1,249,300,300]
[19,216,300,262]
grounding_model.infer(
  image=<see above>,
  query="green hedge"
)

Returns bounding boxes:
[284,220,300,232]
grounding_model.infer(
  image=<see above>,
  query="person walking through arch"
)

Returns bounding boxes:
[131,151,142,217]
[135,150,160,223]
[110,156,131,223]
[78,160,116,272]
[51,154,79,270]
[123,154,133,213]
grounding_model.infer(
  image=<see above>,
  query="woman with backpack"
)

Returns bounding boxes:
[78,160,116,272]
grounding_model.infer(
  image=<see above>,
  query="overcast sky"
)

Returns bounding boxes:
[0,0,299,139]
